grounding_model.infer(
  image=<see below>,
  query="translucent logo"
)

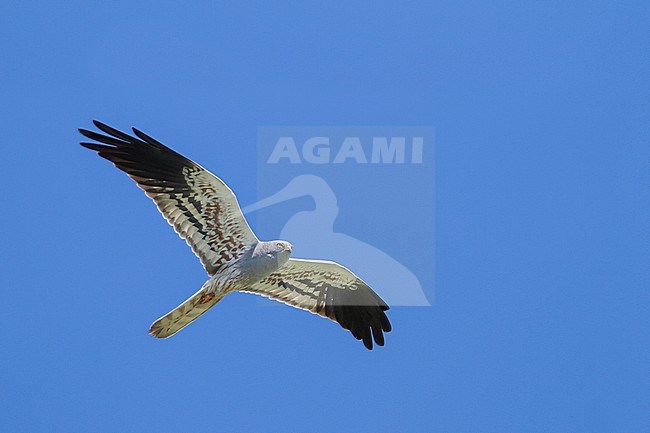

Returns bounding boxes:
[244,127,435,306]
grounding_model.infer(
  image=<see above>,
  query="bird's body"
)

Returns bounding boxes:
[79,121,391,349]
[150,240,292,338]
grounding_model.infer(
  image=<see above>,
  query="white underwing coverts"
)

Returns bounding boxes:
[79,121,391,349]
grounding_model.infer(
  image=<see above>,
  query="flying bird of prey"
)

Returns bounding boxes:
[79,121,391,349]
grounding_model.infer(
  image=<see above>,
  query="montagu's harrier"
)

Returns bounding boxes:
[79,121,391,349]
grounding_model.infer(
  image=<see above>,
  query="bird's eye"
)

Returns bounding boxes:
[276,243,284,251]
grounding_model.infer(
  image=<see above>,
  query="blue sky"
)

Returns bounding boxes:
[0,1,647,432]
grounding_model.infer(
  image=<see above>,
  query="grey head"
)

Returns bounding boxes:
[248,240,293,277]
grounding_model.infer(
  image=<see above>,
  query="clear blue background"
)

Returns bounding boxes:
[0,2,647,432]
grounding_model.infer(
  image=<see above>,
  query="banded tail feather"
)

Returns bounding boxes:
[149,279,224,338]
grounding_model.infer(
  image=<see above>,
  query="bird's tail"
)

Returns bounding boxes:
[149,279,224,338]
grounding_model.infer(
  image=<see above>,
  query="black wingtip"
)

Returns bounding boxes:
[132,126,169,149]
[90,120,138,143]
[80,142,106,151]
[92,119,107,129]
[372,326,385,347]
[78,128,93,139]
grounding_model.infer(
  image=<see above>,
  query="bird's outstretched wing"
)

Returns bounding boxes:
[79,120,257,275]
[240,258,391,350]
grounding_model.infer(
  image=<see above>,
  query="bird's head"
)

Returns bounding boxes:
[256,240,293,269]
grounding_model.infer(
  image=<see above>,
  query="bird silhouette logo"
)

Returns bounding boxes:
[243,174,431,306]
